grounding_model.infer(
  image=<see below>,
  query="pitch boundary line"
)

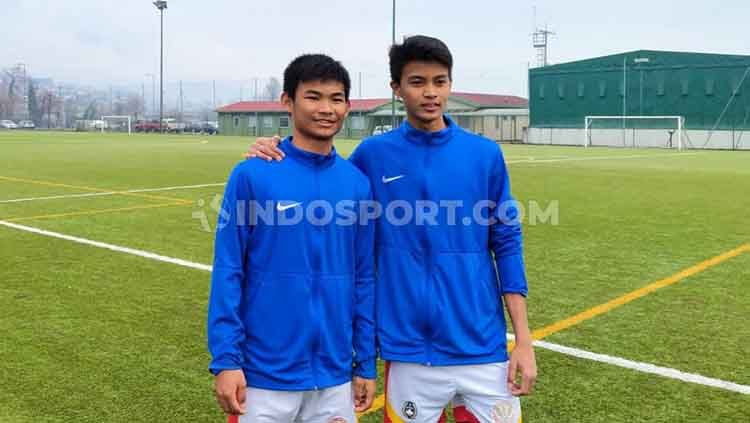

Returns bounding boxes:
[504,334,750,395]
[0,220,212,272]
[0,182,225,204]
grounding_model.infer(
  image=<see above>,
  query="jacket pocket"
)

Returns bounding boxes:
[317,275,355,371]
[430,251,504,357]
[243,271,311,375]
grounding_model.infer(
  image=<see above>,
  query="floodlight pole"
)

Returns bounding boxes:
[154,1,167,133]
[622,57,627,147]
[391,0,396,128]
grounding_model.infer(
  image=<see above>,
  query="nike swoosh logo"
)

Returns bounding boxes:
[382,175,405,184]
[276,202,302,212]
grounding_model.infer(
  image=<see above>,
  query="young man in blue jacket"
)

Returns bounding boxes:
[248,36,537,423]
[208,54,377,423]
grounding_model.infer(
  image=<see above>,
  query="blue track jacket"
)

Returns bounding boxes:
[207,138,376,391]
[349,116,528,366]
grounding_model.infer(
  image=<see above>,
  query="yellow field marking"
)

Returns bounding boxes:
[357,394,386,418]
[531,243,750,340]
[362,243,749,416]
[4,202,192,222]
[0,175,192,204]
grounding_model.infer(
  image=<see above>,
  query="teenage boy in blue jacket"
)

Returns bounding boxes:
[208,54,376,423]
[248,36,537,423]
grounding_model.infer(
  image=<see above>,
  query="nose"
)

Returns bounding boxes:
[318,99,334,115]
[423,83,437,99]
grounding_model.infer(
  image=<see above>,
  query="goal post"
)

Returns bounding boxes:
[584,115,684,150]
[101,116,132,135]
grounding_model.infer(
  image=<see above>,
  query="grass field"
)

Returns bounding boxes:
[0,130,748,422]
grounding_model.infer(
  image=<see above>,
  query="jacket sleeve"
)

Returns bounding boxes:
[207,164,253,375]
[352,187,377,379]
[488,147,529,297]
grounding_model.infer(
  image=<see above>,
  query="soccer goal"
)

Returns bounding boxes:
[584,116,684,150]
[101,116,132,134]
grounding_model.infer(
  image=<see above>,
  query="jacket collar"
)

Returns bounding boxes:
[279,137,337,168]
[399,115,456,146]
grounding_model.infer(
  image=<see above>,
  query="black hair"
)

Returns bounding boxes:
[389,35,453,84]
[283,54,351,100]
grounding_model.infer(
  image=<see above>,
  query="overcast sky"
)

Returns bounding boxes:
[3,0,750,102]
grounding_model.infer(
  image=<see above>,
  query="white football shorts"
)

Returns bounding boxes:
[384,361,522,423]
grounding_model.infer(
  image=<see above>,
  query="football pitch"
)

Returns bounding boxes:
[1,130,748,422]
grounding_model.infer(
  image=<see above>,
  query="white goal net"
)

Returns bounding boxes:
[101,116,132,134]
[584,116,684,150]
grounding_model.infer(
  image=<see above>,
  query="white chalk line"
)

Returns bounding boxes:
[505,334,748,395]
[506,152,699,164]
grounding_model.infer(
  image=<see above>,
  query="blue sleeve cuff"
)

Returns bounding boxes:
[208,359,243,376]
[354,358,377,379]
[496,253,528,297]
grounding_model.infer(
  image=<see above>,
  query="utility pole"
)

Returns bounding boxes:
[391,0,396,128]
[153,1,168,132]
[179,80,184,122]
[59,86,66,128]
[622,57,627,146]
[141,82,146,120]
[212,80,216,109]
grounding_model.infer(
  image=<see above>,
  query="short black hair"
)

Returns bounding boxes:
[283,54,351,100]
[389,35,453,84]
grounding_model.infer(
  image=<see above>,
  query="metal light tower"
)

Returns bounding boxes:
[391,0,396,128]
[532,25,554,68]
[154,1,167,133]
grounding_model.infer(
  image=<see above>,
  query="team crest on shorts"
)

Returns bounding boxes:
[328,417,347,423]
[402,401,418,420]
[490,399,515,423]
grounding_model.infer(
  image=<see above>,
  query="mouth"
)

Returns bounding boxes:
[421,103,441,113]
[314,119,337,128]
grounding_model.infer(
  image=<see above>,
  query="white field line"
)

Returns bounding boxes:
[505,155,572,161]
[1,219,747,395]
[506,152,699,164]
[0,220,212,272]
[0,183,226,204]
[506,334,749,395]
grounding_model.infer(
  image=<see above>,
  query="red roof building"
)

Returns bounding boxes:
[216,92,528,141]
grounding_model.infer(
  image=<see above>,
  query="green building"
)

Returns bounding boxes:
[216,92,529,142]
[528,50,750,149]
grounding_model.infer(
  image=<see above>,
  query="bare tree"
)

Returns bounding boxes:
[28,81,43,125]
[124,93,144,120]
[263,77,281,101]
[0,82,10,119]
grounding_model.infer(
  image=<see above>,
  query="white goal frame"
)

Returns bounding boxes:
[584,115,684,150]
[101,115,132,134]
